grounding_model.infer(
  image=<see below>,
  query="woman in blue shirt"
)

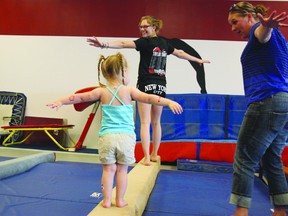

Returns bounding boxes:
[228,2,288,216]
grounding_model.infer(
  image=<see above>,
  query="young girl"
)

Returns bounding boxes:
[87,15,210,166]
[47,52,183,208]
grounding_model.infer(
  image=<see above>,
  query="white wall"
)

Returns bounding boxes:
[0,36,245,149]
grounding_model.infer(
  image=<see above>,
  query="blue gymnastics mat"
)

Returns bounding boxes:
[0,156,11,162]
[143,170,273,216]
[0,156,276,216]
[0,160,104,216]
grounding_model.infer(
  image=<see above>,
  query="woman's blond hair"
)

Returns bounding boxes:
[139,15,163,34]
[229,1,269,20]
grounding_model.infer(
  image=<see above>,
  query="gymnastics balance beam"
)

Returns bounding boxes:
[1,124,76,151]
[88,156,161,216]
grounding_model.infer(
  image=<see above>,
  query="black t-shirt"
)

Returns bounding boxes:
[134,37,174,84]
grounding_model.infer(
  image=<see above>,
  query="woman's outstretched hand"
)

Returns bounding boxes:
[258,11,288,28]
[87,36,102,47]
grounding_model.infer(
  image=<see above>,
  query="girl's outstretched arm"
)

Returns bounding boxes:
[47,89,101,110]
[129,87,183,114]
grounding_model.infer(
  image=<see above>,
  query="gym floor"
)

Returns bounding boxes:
[0,146,277,216]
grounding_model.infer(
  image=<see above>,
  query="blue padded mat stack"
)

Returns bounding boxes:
[227,95,247,139]
[135,93,246,141]
[177,158,234,173]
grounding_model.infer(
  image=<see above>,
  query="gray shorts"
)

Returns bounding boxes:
[98,134,136,165]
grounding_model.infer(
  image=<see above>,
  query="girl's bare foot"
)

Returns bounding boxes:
[141,156,151,166]
[116,200,128,208]
[101,200,111,208]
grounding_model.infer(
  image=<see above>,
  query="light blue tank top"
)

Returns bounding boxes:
[98,85,135,137]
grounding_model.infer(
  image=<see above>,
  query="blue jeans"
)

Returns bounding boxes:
[230,92,288,208]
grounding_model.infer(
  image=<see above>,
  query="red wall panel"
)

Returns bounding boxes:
[1,0,287,41]
[134,141,197,162]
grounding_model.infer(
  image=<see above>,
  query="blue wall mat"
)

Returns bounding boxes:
[135,94,246,141]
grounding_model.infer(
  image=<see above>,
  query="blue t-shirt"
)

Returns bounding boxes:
[241,22,288,105]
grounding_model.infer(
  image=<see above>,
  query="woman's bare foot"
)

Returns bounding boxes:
[273,206,287,216]
[232,206,248,216]
[101,200,111,208]
[141,156,151,166]
[150,155,158,162]
[116,200,128,208]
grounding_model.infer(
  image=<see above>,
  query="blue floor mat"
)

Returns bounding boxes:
[0,156,277,216]
[0,161,104,216]
[143,170,273,216]
[0,156,12,161]
[0,195,96,216]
